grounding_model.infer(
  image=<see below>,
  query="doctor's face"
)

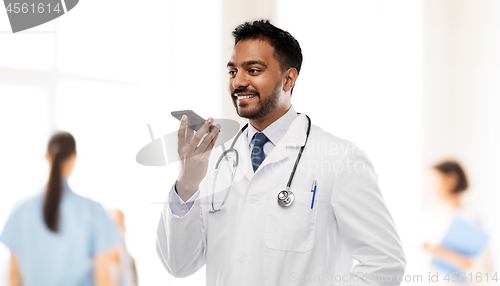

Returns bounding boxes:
[227,39,288,120]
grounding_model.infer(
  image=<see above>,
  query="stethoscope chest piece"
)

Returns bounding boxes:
[277,189,294,207]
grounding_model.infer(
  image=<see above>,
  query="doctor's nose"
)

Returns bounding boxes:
[232,72,250,90]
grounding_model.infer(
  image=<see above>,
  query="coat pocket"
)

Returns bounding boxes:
[263,184,319,252]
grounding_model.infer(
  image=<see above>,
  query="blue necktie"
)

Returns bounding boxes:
[251,132,269,172]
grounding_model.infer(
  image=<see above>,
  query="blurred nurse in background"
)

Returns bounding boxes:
[0,131,122,286]
[422,160,494,285]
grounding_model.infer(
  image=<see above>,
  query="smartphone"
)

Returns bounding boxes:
[171,110,215,133]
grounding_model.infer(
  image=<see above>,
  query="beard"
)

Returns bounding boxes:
[232,79,282,120]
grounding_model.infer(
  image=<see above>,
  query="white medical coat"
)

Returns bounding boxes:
[157,114,406,286]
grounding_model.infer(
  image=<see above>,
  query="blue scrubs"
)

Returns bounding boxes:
[0,179,122,286]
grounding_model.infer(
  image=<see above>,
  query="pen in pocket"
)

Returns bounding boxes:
[310,180,317,209]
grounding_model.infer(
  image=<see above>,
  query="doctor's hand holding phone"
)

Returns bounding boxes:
[174,114,221,202]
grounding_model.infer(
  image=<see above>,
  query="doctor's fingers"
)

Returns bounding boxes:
[190,124,220,158]
[185,126,194,143]
[177,117,195,147]
[199,124,221,160]
[186,118,214,154]
[177,115,189,146]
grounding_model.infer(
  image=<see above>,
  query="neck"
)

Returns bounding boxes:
[446,195,462,209]
[249,104,291,132]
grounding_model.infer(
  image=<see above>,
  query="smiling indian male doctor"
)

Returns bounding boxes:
[156,19,406,286]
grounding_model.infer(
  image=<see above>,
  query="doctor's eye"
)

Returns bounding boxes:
[249,69,260,74]
[228,70,237,77]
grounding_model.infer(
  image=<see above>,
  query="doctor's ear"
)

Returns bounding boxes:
[283,68,298,92]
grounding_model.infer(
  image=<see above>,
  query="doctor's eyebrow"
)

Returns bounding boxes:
[227,60,268,68]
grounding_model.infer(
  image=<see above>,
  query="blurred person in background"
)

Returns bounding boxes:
[108,209,138,286]
[0,131,123,286]
[422,160,494,285]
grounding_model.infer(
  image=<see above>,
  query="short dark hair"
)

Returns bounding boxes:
[433,160,469,195]
[232,19,303,94]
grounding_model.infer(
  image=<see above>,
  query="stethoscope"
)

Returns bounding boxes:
[209,114,311,213]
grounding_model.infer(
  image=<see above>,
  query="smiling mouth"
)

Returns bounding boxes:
[236,94,257,100]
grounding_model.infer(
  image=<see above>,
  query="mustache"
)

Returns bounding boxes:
[232,88,259,97]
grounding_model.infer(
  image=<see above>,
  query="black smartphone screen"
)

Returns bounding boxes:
[171,110,214,133]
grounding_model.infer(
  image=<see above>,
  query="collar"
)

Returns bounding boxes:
[246,105,299,148]
[62,178,72,194]
[276,113,308,147]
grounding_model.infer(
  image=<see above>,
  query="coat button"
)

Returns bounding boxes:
[248,196,256,204]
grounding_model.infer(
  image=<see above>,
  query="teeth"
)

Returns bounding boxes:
[237,94,255,100]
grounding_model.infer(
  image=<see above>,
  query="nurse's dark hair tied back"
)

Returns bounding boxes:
[232,19,303,95]
[44,131,76,232]
[50,143,61,156]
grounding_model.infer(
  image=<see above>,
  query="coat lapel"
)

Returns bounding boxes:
[254,114,308,174]
[234,127,254,182]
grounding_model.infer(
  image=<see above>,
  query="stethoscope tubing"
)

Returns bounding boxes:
[210,113,311,212]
